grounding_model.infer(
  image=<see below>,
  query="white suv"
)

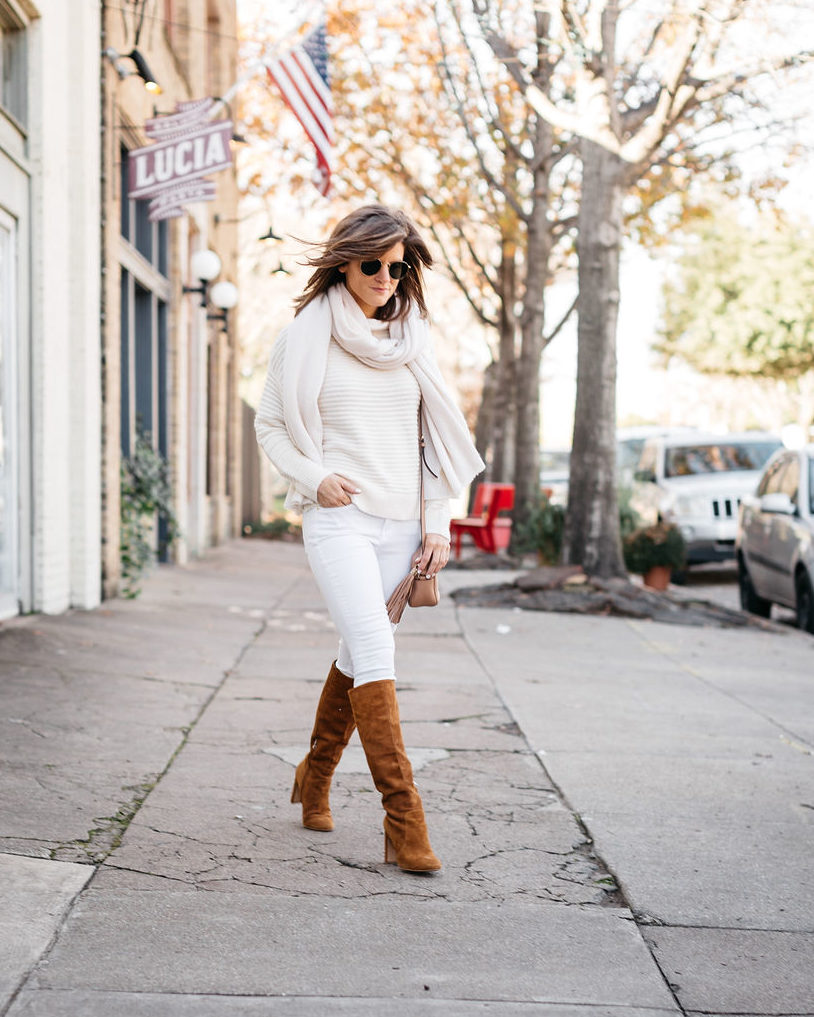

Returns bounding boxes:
[632,432,782,570]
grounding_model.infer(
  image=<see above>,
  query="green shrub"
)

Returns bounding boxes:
[617,485,642,540]
[243,517,301,540]
[120,435,179,598]
[512,497,565,563]
[623,522,686,574]
[513,490,643,565]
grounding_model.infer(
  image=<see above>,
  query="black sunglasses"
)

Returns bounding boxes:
[359,259,410,280]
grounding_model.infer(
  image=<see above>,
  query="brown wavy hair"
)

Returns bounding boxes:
[293,205,433,320]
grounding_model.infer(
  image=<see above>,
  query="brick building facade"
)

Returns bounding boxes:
[0,0,240,618]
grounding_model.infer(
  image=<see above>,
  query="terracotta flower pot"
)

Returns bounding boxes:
[643,565,671,591]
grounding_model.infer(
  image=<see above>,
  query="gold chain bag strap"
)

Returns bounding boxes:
[385,399,440,624]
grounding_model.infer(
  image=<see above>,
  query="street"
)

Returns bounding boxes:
[1,539,813,1015]
[671,562,798,628]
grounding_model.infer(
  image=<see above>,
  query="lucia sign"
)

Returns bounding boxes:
[128,97,233,221]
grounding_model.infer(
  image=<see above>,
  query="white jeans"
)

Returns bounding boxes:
[302,504,421,686]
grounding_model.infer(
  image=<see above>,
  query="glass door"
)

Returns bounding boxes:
[0,209,18,617]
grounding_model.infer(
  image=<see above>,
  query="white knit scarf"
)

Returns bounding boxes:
[282,284,484,501]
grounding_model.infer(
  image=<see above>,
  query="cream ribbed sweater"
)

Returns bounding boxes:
[255,324,451,537]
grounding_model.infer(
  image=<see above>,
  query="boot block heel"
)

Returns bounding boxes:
[290,778,302,804]
[383,812,442,872]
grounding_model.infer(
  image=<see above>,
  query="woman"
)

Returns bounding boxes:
[255,205,484,873]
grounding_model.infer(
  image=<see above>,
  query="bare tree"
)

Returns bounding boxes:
[239,1,579,526]
[472,0,814,575]
[346,1,577,522]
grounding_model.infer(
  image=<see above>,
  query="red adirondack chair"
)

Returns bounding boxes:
[450,483,515,557]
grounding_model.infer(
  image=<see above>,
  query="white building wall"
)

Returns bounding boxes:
[27,0,101,613]
[67,1,102,608]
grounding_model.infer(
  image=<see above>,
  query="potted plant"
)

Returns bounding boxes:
[120,432,179,598]
[623,522,686,591]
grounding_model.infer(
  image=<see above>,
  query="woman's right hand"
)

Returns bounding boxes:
[317,474,362,507]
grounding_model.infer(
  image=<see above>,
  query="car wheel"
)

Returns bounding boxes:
[738,558,771,618]
[794,569,814,634]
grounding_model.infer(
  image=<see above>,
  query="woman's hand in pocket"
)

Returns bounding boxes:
[317,474,362,507]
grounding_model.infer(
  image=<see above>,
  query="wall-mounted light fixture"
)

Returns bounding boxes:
[183,249,239,331]
[207,281,239,332]
[103,47,163,94]
[209,99,247,145]
[183,249,222,307]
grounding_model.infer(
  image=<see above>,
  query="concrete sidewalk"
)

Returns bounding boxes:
[1,539,812,1015]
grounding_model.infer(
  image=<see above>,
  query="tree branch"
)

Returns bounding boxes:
[561,0,590,56]
[543,293,578,350]
[428,215,501,330]
[552,214,578,241]
[441,0,527,164]
[435,12,529,220]
[392,161,504,308]
[601,1,623,140]
[476,24,623,152]
[690,49,814,105]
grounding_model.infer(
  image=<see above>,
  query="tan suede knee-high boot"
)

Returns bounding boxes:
[290,661,355,831]
[348,679,441,873]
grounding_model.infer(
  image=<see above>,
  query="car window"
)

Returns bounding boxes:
[809,456,814,515]
[635,442,658,481]
[779,457,800,506]
[758,456,787,496]
[540,451,570,473]
[617,439,645,473]
[664,442,780,478]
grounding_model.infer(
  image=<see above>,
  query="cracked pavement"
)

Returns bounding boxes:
[1,539,813,1015]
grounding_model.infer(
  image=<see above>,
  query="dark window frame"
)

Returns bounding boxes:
[120,143,171,275]
[119,141,172,562]
[0,16,27,128]
[808,456,814,517]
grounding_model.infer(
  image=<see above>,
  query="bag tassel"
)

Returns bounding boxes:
[386,569,417,624]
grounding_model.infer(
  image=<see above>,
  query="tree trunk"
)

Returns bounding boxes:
[470,243,517,500]
[510,12,553,534]
[491,245,517,483]
[512,188,550,530]
[562,138,626,578]
[513,250,545,527]
[473,360,497,478]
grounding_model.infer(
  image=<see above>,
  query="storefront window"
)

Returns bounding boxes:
[0,19,27,127]
[120,144,169,274]
[135,199,153,262]
[119,144,170,460]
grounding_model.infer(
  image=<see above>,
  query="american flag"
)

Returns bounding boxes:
[266,23,333,197]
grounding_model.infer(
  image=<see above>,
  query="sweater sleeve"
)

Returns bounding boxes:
[425,499,451,540]
[254,336,332,503]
